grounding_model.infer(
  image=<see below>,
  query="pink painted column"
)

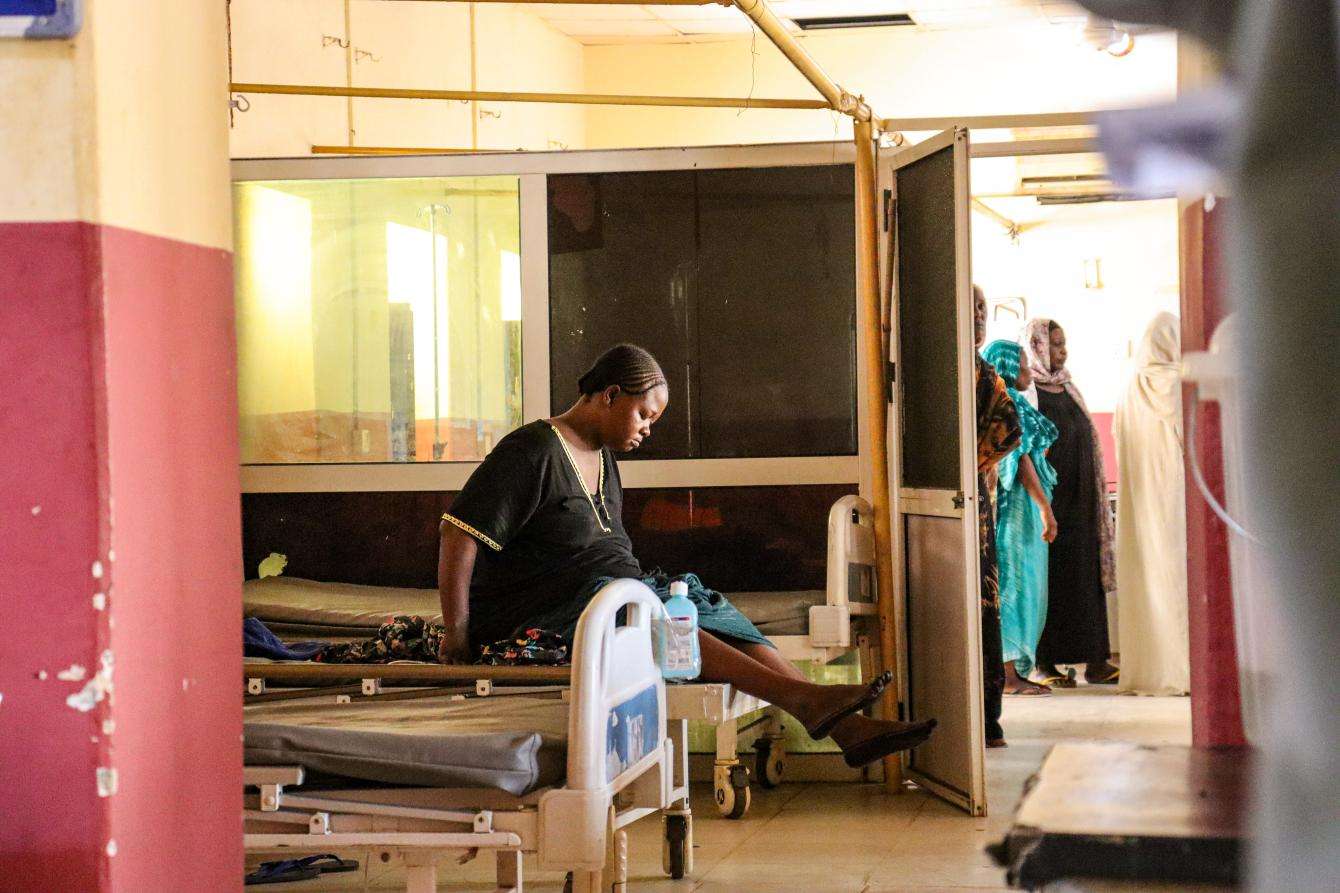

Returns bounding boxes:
[0,4,241,890]
[1181,199,1247,749]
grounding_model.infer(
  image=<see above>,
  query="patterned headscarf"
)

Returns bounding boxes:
[1020,318,1116,592]
[982,340,1058,494]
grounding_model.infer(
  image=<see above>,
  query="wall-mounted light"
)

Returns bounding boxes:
[1083,258,1103,290]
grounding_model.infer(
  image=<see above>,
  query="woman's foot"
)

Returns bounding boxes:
[830,713,937,768]
[1004,661,1051,696]
[986,738,1008,749]
[796,672,892,740]
[1084,661,1120,684]
[1004,681,1051,696]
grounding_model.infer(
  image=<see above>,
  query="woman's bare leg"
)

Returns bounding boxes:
[736,641,809,682]
[703,634,927,751]
[735,640,923,750]
[696,631,869,731]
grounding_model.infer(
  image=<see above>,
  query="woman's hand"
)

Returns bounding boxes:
[1041,505,1058,543]
[437,636,471,665]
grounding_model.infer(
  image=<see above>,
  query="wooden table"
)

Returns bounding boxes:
[990,742,1249,889]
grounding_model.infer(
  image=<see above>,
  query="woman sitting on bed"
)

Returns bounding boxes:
[437,344,935,768]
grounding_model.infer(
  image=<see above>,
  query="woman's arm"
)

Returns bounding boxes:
[1018,454,1058,543]
[437,521,479,663]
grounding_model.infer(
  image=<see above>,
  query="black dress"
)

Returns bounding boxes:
[1035,388,1110,666]
[444,420,770,650]
[445,420,642,647]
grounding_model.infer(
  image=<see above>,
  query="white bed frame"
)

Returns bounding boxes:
[245,579,680,893]
[690,494,879,817]
[772,493,879,663]
[242,494,878,825]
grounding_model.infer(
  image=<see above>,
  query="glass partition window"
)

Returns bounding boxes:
[548,164,857,460]
[234,176,522,464]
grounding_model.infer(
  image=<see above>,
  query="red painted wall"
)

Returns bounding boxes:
[1181,200,1247,748]
[1091,411,1117,488]
[0,222,109,891]
[0,222,242,890]
[99,226,242,889]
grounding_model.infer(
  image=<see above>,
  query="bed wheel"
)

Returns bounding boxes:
[662,813,692,878]
[714,763,751,819]
[754,739,785,789]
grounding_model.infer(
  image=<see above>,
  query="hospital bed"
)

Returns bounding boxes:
[245,578,681,893]
[243,495,878,820]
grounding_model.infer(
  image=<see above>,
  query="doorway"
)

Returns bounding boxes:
[970,146,1192,795]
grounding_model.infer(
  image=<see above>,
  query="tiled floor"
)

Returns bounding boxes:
[248,687,1191,892]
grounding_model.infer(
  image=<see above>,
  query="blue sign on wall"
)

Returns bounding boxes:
[0,0,81,38]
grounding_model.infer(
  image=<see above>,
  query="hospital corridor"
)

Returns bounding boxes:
[2,2,1336,893]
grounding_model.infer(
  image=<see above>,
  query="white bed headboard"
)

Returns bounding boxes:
[827,494,876,608]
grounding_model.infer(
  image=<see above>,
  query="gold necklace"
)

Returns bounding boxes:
[547,423,612,534]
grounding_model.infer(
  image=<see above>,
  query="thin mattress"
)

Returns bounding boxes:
[244,693,568,795]
[244,577,823,638]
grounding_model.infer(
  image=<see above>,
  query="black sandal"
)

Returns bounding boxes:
[804,671,893,740]
[841,718,937,768]
[1086,664,1120,685]
[245,854,359,886]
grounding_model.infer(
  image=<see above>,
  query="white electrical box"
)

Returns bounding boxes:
[807,605,851,648]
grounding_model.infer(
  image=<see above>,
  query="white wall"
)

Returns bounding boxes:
[974,198,1181,413]
[229,0,586,158]
[582,25,1178,149]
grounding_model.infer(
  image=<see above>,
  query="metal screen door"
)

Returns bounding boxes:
[881,127,987,815]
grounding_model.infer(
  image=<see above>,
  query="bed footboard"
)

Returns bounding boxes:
[539,578,673,873]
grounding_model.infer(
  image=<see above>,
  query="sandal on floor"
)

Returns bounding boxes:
[299,854,358,874]
[246,854,359,886]
[245,861,321,886]
[1037,669,1077,689]
[1004,683,1052,697]
[1086,665,1121,685]
[804,671,893,740]
[842,718,937,768]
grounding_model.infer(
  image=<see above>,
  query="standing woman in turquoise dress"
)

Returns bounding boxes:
[982,340,1059,696]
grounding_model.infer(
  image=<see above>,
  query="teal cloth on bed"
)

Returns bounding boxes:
[522,571,773,648]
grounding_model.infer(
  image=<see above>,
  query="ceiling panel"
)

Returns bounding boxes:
[527,0,1091,44]
[550,19,681,37]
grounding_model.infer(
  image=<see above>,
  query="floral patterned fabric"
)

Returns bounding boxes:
[976,355,1022,611]
[976,355,1021,743]
[312,615,570,666]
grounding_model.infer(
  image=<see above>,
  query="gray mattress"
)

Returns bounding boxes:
[244,694,568,795]
[244,577,824,637]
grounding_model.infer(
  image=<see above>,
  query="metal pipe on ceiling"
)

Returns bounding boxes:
[881,111,1097,132]
[970,138,1097,158]
[231,82,829,111]
[373,0,732,4]
[731,0,869,120]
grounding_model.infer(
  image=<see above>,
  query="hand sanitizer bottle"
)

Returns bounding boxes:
[656,580,701,681]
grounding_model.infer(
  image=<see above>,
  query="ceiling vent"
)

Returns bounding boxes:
[792,13,915,31]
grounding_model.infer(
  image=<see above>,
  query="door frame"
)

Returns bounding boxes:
[882,126,987,815]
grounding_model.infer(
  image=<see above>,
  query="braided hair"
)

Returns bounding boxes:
[577,344,667,397]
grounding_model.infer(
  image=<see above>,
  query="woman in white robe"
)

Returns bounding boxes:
[1115,312,1190,695]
